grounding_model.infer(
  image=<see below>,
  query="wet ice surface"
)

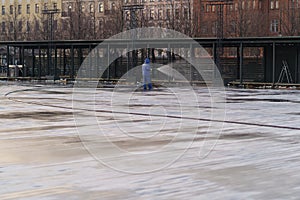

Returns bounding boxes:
[0,83,300,199]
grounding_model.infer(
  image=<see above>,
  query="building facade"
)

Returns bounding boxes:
[0,0,63,40]
[123,0,193,35]
[1,0,300,41]
[194,0,300,38]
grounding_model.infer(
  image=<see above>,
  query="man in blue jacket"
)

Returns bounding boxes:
[142,58,152,90]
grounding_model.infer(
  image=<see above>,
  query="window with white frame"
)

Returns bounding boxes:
[150,10,155,20]
[212,5,216,12]
[90,4,94,12]
[26,4,30,14]
[270,19,279,32]
[125,11,130,20]
[35,4,39,13]
[270,0,279,9]
[80,4,85,12]
[99,3,104,13]
[206,4,210,12]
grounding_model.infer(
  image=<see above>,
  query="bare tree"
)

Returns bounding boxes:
[4,1,26,41]
[279,2,300,36]
[103,1,124,38]
[225,1,267,37]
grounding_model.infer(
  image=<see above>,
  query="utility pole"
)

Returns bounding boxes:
[122,4,144,74]
[205,0,233,71]
[42,8,60,79]
[122,4,144,30]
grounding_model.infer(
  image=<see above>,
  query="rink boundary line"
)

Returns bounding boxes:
[5,87,300,131]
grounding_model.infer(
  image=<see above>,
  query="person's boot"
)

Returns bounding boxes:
[148,83,153,90]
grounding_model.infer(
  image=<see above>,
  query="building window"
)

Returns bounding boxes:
[125,11,130,20]
[271,0,279,9]
[18,5,21,14]
[44,3,47,10]
[201,25,207,34]
[35,4,39,13]
[158,9,163,20]
[2,6,5,15]
[166,9,171,19]
[26,4,30,14]
[259,0,262,9]
[150,10,155,20]
[242,1,245,9]
[175,8,179,18]
[26,21,30,32]
[2,22,5,33]
[212,5,216,12]
[247,1,251,9]
[90,4,94,12]
[80,5,84,12]
[270,19,278,32]
[111,2,115,11]
[270,0,274,9]
[212,21,217,35]
[98,3,104,13]
[10,5,13,15]
[53,20,57,30]
[53,3,57,9]
[235,3,238,10]
[206,5,210,12]
[35,21,39,31]
[291,0,299,8]
[230,21,236,33]
[184,8,189,19]
[9,22,13,32]
[99,19,103,29]
[252,0,256,9]
[18,21,22,32]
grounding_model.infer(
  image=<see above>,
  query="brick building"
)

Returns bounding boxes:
[194,0,300,37]
[123,0,193,35]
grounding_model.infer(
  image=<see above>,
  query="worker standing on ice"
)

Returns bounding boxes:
[142,58,152,91]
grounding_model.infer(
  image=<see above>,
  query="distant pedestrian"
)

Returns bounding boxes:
[142,58,152,91]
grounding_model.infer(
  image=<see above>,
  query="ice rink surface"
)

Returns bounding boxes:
[0,83,300,200]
